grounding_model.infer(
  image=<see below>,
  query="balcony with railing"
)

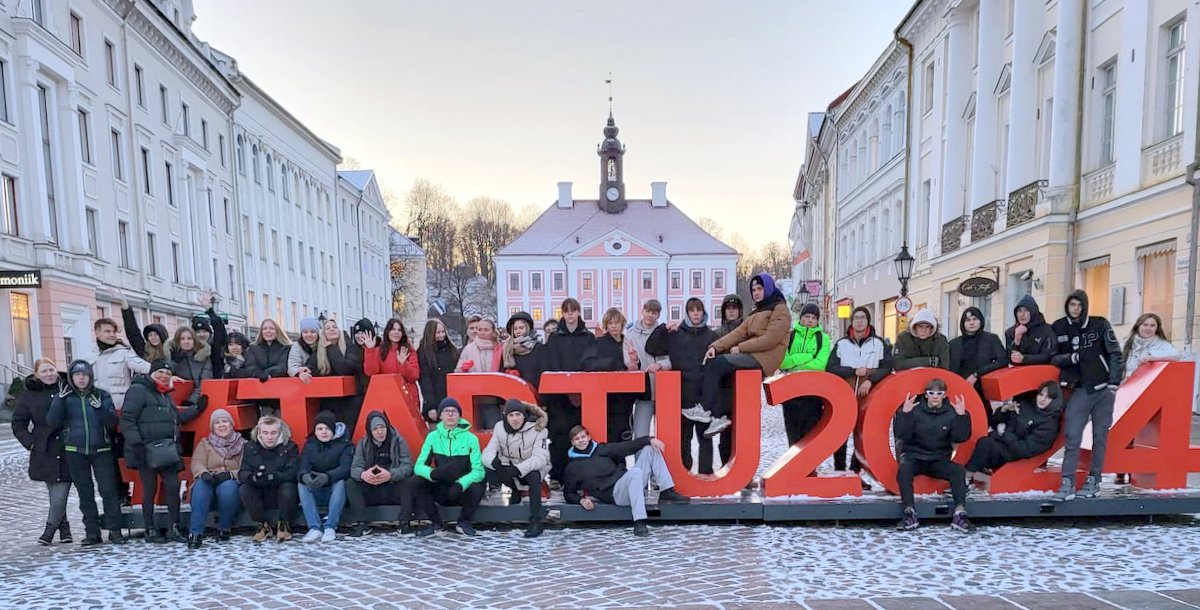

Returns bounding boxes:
[1082,163,1116,208]
[970,200,1002,242]
[940,215,967,255]
[1142,133,1184,187]
[1007,180,1045,228]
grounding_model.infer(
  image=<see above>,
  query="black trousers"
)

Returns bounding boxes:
[138,465,181,530]
[548,396,581,482]
[700,354,762,418]
[782,397,825,447]
[607,396,635,442]
[490,469,544,520]
[898,457,966,509]
[346,478,414,523]
[833,441,862,472]
[965,436,1012,473]
[65,451,122,537]
[239,483,298,523]
[411,477,485,525]
[681,417,732,474]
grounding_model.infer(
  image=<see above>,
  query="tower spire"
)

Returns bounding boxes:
[606,73,613,117]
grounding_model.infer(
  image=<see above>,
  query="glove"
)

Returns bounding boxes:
[197,395,209,411]
[431,466,452,482]
[251,470,266,484]
[213,471,232,484]
[199,472,215,484]
[265,473,276,482]
[498,464,522,482]
[259,372,270,383]
[928,356,940,367]
[300,472,315,487]
[310,472,330,488]
[461,360,475,372]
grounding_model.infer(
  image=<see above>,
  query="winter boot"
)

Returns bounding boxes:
[57,519,73,544]
[252,522,272,543]
[633,520,650,537]
[950,511,975,533]
[898,507,919,531]
[275,521,292,542]
[524,519,544,539]
[107,530,128,545]
[658,488,691,504]
[38,523,56,546]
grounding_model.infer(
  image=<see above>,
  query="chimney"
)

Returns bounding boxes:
[651,182,667,207]
[557,182,573,209]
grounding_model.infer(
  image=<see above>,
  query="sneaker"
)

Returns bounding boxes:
[187,533,203,550]
[107,530,128,545]
[950,511,975,533]
[657,488,691,504]
[547,479,563,491]
[703,416,731,438]
[39,523,56,546]
[322,528,337,543]
[348,522,372,538]
[80,535,103,547]
[898,508,919,531]
[216,530,231,542]
[455,521,478,537]
[524,520,543,539]
[681,405,712,423]
[302,528,323,543]
[58,520,73,544]
[1079,475,1100,498]
[416,524,444,538]
[252,522,272,543]
[275,522,292,542]
[633,520,649,537]
[1052,477,1076,502]
[399,524,415,536]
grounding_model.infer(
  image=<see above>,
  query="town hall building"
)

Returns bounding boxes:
[494,115,738,329]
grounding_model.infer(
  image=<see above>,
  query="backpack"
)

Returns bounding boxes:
[787,328,822,356]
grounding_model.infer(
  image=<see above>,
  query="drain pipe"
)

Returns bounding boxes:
[1062,0,1089,297]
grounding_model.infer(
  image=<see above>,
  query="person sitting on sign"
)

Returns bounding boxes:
[482,399,551,538]
[964,381,1063,489]
[894,378,973,533]
[1004,295,1057,367]
[346,411,415,538]
[684,272,792,438]
[893,308,950,371]
[239,416,300,543]
[563,424,689,537]
[410,398,486,537]
[667,298,721,476]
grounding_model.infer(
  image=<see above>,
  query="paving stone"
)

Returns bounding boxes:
[1160,590,1200,606]
[939,595,1021,609]
[872,598,949,610]
[1004,592,1118,609]
[805,600,878,610]
[1099,590,1200,609]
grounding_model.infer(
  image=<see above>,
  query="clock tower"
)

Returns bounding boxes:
[597,113,626,213]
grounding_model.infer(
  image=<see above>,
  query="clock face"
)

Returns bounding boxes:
[606,187,620,202]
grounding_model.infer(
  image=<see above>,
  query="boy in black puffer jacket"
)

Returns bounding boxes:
[894,378,972,533]
[239,416,300,542]
[297,410,353,543]
[667,298,719,474]
[966,381,1063,483]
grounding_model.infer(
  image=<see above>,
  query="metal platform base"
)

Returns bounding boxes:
[123,489,1200,530]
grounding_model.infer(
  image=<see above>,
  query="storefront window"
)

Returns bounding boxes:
[10,292,32,369]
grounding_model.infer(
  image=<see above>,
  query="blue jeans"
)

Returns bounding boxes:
[189,478,241,535]
[299,479,347,530]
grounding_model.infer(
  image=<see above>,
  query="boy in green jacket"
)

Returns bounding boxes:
[412,398,486,537]
[779,303,832,446]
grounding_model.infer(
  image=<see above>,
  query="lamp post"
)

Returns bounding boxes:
[894,245,915,297]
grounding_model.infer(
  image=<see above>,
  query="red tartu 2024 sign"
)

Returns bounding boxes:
[139,362,1199,501]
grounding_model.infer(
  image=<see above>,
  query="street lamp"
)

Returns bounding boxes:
[894,245,915,296]
[797,281,811,304]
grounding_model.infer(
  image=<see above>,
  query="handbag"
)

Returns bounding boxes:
[144,438,181,469]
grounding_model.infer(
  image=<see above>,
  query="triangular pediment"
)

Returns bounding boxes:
[569,229,667,258]
[1035,30,1057,66]
[994,63,1012,95]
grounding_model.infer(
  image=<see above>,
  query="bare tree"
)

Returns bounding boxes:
[338,156,362,170]
[389,234,424,321]
[402,179,459,272]
[431,264,495,339]
[756,240,792,281]
[514,202,542,232]
[696,216,724,241]
[458,197,518,282]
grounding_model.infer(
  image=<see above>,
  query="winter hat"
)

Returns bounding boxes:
[149,358,173,374]
[503,398,527,416]
[506,311,535,336]
[68,360,93,378]
[800,303,821,320]
[209,408,234,429]
[750,273,777,298]
[191,316,213,333]
[368,414,388,432]
[299,317,320,333]
[143,323,169,343]
[721,294,743,311]
[352,318,375,336]
[910,308,938,331]
[438,397,462,416]
[226,331,250,349]
[314,410,337,434]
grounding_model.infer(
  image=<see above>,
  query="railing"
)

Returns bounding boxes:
[1142,133,1184,186]
[1007,179,1046,228]
[970,200,1002,242]
[940,215,967,255]
[1083,163,1116,206]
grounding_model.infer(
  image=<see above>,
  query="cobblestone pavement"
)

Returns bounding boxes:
[2,407,1199,610]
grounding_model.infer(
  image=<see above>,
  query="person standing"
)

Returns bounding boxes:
[948,307,1007,427]
[187,409,245,548]
[1051,290,1123,501]
[365,318,422,418]
[667,299,720,474]
[625,300,671,439]
[893,309,950,371]
[245,319,292,382]
[222,332,252,379]
[1122,313,1181,378]
[582,308,644,441]
[455,318,504,431]
[502,312,549,389]
[826,306,893,474]
[715,294,744,339]
[288,317,321,379]
[417,319,460,424]
[12,358,73,545]
[311,318,364,431]
[778,303,832,446]
[166,327,213,407]
[1004,295,1058,366]
[545,298,595,486]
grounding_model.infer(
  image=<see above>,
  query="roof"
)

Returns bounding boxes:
[389,229,426,258]
[497,199,737,257]
[827,82,858,111]
[337,169,374,191]
[807,113,825,139]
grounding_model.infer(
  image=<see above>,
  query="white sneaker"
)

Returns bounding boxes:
[703,416,731,437]
[302,529,323,543]
[682,405,712,423]
[322,528,337,542]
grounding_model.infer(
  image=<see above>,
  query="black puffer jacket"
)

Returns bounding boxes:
[46,371,117,457]
[508,341,549,388]
[667,319,718,407]
[11,374,71,482]
[245,340,290,379]
[949,307,1007,381]
[1051,290,1124,391]
[168,342,213,405]
[297,424,353,482]
[716,294,744,339]
[995,397,1063,460]
[319,343,362,377]
[563,437,651,504]
[239,431,299,487]
[119,375,203,469]
[1004,295,1057,365]
[893,400,971,462]
[548,322,595,372]
[419,341,458,420]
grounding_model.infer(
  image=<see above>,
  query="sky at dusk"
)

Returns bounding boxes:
[193,0,912,249]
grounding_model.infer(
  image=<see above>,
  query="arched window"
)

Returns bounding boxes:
[858,222,866,267]
[265,155,274,192]
[881,206,892,256]
[869,215,878,264]
[235,135,245,175]
[882,105,893,161]
[251,144,260,183]
[869,118,880,172]
[281,165,289,201]
[847,230,855,275]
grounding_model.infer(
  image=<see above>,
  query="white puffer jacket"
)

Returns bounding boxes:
[1124,336,1181,378]
[481,403,550,477]
[87,343,151,409]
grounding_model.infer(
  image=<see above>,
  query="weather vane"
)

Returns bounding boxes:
[606,72,613,115]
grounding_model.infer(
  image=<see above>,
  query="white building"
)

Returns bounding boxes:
[336,169,392,325]
[208,48,345,335]
[0,0,239,376]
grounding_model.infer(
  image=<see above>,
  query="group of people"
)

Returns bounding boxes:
[9,274,1182,544]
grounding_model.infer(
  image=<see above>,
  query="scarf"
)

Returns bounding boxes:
[502,335,536,368]
[207,429,246,460]
[472,337,496,372]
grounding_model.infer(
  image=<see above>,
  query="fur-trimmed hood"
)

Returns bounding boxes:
[165,338,212,364]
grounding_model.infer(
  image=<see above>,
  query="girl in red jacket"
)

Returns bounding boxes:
[363,319,420,412]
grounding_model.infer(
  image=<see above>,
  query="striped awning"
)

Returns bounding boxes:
[1078,256,1110,271]
[1135,240,1177,259]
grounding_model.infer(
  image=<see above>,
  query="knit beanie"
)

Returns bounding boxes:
[439,397,462,416]
[299,317,320,332]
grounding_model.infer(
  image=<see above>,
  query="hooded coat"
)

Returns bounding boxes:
[481,402,550,478]
[1051,290,1124,391]
[893,309,951,371]
[350,410,414,481]
[12,373,71,482]
[413,417,485,490]
[46,364,118,457]
[893,398,971,462]
[166,339,213,405]
[503,312,549,387]
[297,419,353,482]
[562,437,651,504]
[994,395,1063,460]
[715,294,745,339]
[88,341,151,409]
[1004,295,1058,365]
[238,423,299,486]
[948,307,1007,381]
[119,375,203,469]
[711,273,792,374]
